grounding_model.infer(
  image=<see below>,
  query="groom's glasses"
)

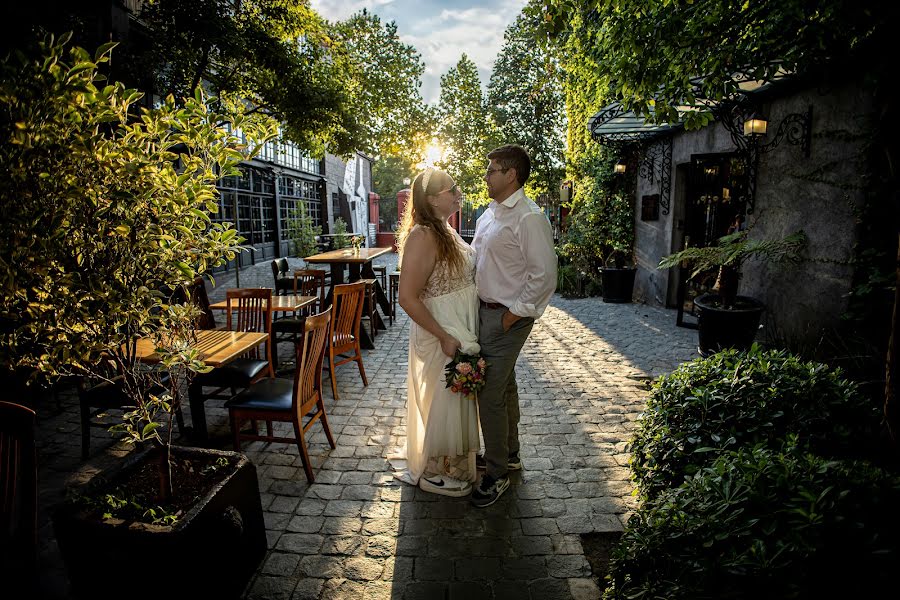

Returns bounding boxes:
[485,167,509,176]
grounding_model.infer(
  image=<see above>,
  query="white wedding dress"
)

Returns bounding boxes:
[390,230,480,486]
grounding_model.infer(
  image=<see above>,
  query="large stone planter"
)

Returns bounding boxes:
[52,446,266,599]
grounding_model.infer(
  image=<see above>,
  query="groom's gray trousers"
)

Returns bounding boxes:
[477,304,535,480]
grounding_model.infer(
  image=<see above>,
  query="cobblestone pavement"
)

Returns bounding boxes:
[31,254,698,599]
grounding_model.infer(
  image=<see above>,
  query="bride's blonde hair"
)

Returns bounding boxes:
[396,168,465,278]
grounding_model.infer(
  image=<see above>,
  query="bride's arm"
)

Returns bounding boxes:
[398,227,462,358]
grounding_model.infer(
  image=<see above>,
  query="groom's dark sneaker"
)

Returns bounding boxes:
[476,452,522,471]
[506,451,522,471]
[470,474,510,508]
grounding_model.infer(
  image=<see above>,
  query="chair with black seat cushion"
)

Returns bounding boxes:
[269,269,326,373]
[0,401,37,579]
[270,258,293,296]
[188,276,217,330]
[324,282,368,401]
[388,270,400,325]
[173,276,217,330]
[372,264,388,290]
[226,309,335,483]
[77,361,181,459]
[293,269,327,314]
[358,278,378,340]
[189,288,274,433]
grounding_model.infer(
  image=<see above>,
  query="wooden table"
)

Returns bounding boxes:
[136,329,269,443]
[303,248,393,345]
[135,329,269,368]
[208,294,317,314]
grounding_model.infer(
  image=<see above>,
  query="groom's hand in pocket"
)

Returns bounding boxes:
[502,310,522,332]
[440,335,462,357]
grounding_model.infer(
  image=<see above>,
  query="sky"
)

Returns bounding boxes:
[310,0,529,105]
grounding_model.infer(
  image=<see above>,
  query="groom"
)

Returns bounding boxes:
[470,144,557,507]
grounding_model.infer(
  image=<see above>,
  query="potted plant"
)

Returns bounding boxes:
[333,216,351,248]
[559,150,636,302]
[658,226,807,355]
[0,36,276,597]
[285,202,322,258]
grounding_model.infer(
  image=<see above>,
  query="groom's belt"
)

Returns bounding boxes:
[479,299,507,310]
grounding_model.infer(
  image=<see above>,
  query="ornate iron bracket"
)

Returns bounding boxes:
[638,137,673,215]
[717,101,813,214]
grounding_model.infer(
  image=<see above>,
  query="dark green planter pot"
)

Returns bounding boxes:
[694,293,765,356]
[600,267,636,303]
[53,446,266,599]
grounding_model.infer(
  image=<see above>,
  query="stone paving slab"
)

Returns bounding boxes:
[30,255,698,599]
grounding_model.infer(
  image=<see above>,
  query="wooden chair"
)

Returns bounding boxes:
[270,258,293,296]
[358,278,378,340]
[226,309,335,483]
[0,401,37,578]
[188,276,217,330]
[77,361,181,459]
[269,269,326,373]
[388,270,400,325]
[372,264,388,290]
[172,276,217,330]
[189,288,274,432]
[293,269,327,314]
[324,282,368,400]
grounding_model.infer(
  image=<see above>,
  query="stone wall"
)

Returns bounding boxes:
[323,152,373,235]
[632,79,873,345]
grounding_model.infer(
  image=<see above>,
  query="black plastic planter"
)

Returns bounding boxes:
[694,293,765,356]
[600,267,637,303]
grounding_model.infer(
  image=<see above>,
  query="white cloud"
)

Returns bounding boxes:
[311,0,527,105]
[311,0,397,23]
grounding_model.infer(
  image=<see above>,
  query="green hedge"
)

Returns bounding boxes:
[605,444,900,599]
[630,347,880,499]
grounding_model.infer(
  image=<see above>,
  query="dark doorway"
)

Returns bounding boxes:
[674,153,749,327]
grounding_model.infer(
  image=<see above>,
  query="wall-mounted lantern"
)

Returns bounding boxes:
[614,160,627,175]
[743,114,768,137]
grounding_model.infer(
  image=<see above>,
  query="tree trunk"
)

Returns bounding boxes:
[718,265,740,308]
[157,442,173,504]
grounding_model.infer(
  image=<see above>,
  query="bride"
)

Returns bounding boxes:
[390,167,480,496]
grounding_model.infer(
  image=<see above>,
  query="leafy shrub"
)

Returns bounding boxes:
[285,204,321,258]
[332,217,350,248]
[557,264,583,298]
[558,145,634,275]
[605,444,900,599]
[630,346,880,499]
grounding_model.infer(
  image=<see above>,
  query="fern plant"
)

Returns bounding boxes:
[658,229,807,308]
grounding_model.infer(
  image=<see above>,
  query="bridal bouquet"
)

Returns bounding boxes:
[444,350,487,399]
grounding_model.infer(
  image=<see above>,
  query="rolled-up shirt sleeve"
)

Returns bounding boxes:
[509,212,558,319]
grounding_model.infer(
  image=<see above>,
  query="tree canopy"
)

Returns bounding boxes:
[331,9,432,162]
[437,54,497,205]
[487,12,566,201]
[533,0,894,129]
[130,0,358,156]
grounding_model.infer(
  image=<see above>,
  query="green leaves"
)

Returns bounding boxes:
[540,0,891,128]
[0,35,271,497]
[630,346,880,500]
[605,445,900,599]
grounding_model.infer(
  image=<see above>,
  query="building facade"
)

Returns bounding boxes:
[592,75,876,345]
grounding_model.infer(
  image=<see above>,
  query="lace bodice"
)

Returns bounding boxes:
[420,229,476,300]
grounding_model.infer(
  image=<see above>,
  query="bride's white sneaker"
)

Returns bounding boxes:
[419,475,472,497]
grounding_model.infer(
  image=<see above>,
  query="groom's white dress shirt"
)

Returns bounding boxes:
[471,187,558,319]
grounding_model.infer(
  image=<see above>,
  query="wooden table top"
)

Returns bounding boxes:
[209,294,316,312]
[134,329,268,368]
[303,247,392,264]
